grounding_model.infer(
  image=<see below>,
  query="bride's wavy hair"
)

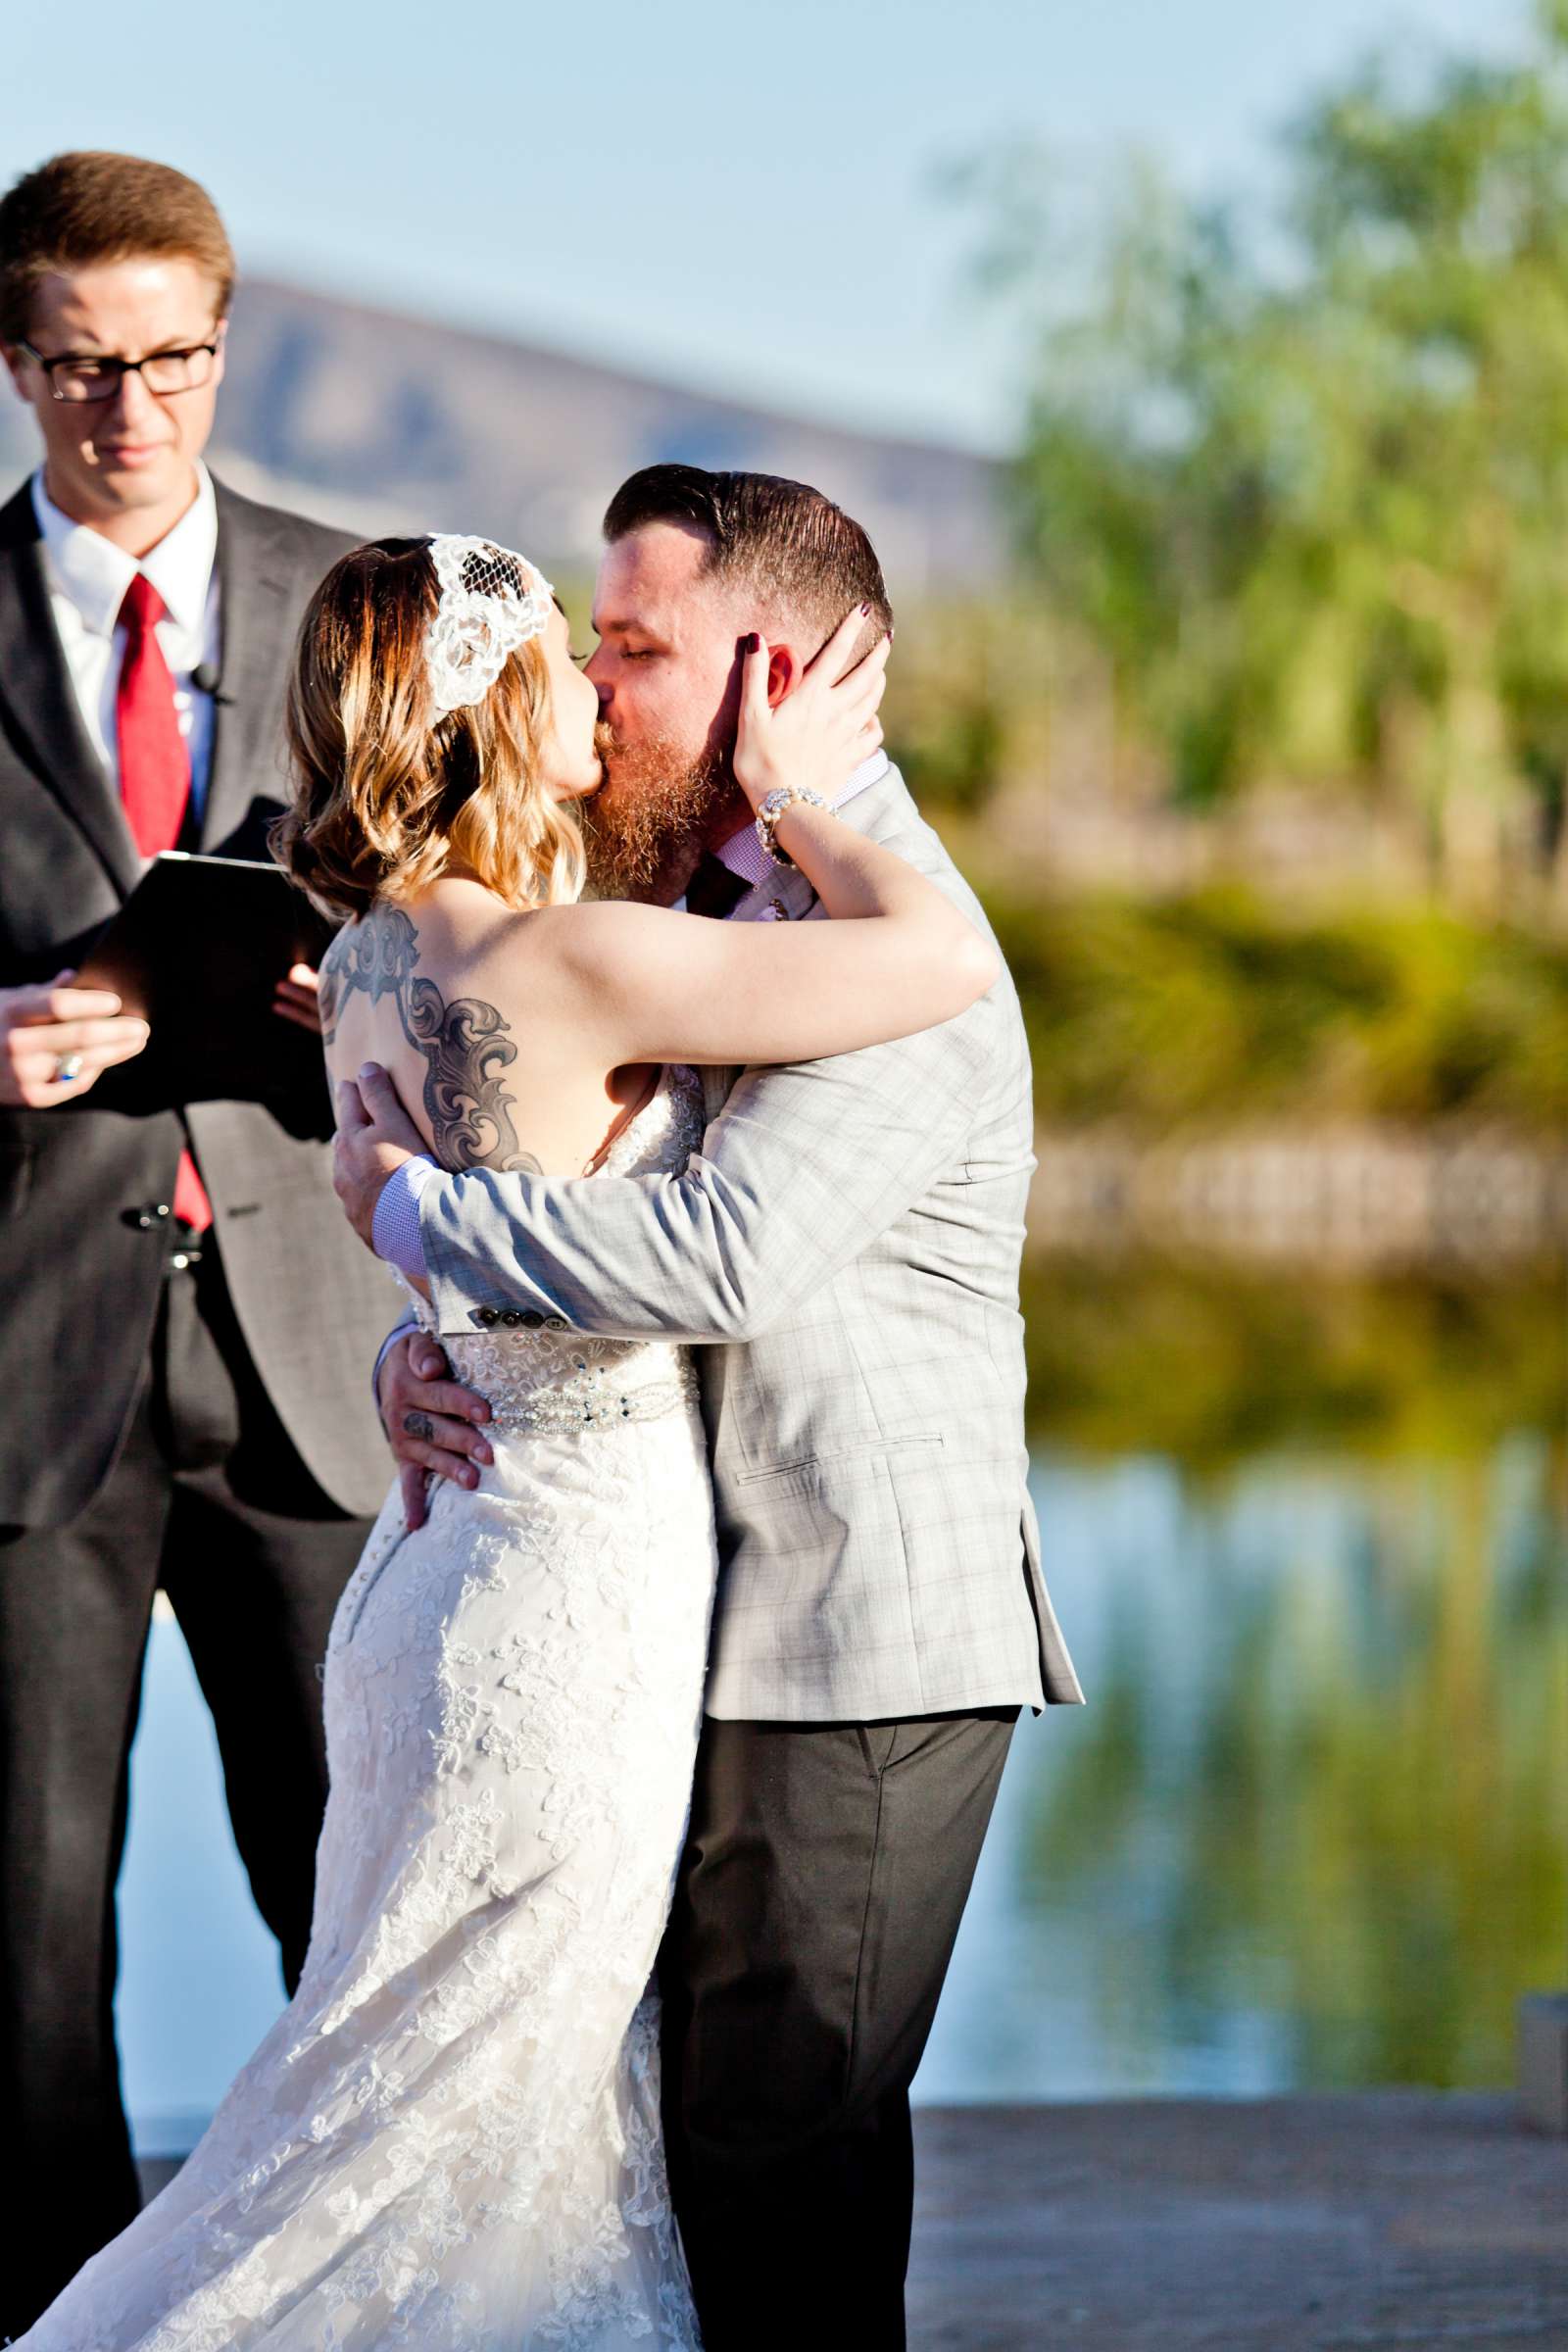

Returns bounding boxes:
[275,537,586,922]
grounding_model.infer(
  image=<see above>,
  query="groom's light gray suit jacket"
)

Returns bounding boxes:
[417,764,1083,1722]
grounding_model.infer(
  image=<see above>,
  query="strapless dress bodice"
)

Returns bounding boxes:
[404,1063,706,1439]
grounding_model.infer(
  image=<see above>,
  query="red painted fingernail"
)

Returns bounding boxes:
[859,602,870,616]
[744,631,760,655]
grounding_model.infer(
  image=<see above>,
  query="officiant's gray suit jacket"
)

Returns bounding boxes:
[418,764,1083,1722]
[0,475,397,1528]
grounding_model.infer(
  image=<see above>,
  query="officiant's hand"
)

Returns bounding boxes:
[272,962,323,1036]
[376,1331,493,1532]
[0,971,150,1107]
[333,1066,427,1250]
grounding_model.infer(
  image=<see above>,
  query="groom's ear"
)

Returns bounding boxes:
[764,641,805,709]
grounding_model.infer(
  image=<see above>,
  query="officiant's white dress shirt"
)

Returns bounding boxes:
[32,463,221,818]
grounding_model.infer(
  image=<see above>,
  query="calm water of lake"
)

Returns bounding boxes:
[117,1266,1568,2149]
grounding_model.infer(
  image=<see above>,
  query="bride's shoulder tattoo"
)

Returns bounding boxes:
[318,906,418,1044]
[408,983,544,1176]
[320,904,543,1175]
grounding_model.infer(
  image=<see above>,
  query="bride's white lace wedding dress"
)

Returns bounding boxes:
[21,1068,715,2351]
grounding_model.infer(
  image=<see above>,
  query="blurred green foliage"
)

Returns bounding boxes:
[881,600,1054,812]
[990,886,1568,1128]
[939,3,1568,900]
[1021,1258,1565,1464]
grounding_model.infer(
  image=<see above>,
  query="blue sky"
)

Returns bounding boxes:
[0,0,1531,452]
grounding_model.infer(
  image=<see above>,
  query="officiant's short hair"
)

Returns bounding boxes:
[0,151,236,343]
[604,464,894,660]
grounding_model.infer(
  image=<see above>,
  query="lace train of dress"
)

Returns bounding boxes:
[20,1069,715,2350]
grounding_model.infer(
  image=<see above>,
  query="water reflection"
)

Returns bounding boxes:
[919,1266,1567,2099]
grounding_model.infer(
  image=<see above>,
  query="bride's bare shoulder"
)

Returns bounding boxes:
[353,883,558,979]
[406,898,679,1013]
[398,877,531,958]
[320,892,677,1042]
[519,897,679,971]
[318,884,527,1034]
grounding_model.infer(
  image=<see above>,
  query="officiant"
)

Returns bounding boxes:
[0,150,395,2338]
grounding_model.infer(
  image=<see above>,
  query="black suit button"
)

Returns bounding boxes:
[471,1306,500,1330]
[502,1310,523,1328]
[521,1310,545,1330]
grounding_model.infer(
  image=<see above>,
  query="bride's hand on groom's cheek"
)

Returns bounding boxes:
[377,1332,494,1532]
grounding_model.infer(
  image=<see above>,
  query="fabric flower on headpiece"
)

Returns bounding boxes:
[423,534,554,717]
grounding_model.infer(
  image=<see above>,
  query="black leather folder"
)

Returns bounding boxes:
[78,853,338,1114]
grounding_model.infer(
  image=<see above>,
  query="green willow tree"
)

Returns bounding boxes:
[985,3,1568,906]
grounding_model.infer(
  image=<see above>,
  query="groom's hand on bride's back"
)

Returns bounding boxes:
[333,1066,429,1250]
[376,1333,494,1533]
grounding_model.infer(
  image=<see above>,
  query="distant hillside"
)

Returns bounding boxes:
[0,278,1004,596]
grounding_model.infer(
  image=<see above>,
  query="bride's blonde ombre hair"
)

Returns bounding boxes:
[276,538,586,921]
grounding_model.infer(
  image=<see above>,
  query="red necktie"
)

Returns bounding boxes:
[117,574,191,855]
[116,573,212,1233]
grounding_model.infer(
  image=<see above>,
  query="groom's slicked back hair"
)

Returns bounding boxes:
[0,151,235,343]
[603,463,893,662]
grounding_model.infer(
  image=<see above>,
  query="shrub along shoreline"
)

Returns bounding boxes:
[985,889,1568,1135]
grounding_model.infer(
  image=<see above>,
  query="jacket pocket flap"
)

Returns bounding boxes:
[735,1433,946,1489]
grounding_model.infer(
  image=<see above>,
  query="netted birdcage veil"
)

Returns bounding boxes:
[423,534,555,717]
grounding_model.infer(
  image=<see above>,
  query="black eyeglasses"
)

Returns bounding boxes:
[19,328,224,405]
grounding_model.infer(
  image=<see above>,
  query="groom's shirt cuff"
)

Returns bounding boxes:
[373,1155,438,1283]
[709,746,890,894]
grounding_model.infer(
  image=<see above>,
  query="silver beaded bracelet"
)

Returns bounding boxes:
[755,784,830,869]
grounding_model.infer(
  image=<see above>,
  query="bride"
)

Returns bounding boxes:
[16,535,997,2350]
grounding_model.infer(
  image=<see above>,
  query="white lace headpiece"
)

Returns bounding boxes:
[423,534,555,718]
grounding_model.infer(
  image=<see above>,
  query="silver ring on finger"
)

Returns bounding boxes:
[53,1053,85,1084]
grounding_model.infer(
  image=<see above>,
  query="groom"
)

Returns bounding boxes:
[334,463,1083,2348]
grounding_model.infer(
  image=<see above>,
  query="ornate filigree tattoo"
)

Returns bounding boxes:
[319,906,544,1175]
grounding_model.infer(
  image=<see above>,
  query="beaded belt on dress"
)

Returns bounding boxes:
[443,1332,701,1438]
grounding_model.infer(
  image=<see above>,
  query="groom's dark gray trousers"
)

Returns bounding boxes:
[659,1705,1017,2351]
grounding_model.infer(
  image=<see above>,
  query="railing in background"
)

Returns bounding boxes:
[1029,1126,1568,1271]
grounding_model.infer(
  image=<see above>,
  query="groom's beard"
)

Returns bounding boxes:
[581,732,736,905]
